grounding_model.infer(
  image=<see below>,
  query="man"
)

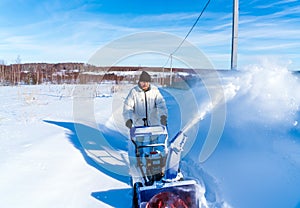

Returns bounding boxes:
[123,71,168,128]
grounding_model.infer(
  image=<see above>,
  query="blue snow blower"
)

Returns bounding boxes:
[129,125,200,208]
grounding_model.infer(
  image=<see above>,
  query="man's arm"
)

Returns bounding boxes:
[123,89,135,127]
[156,90,168,125]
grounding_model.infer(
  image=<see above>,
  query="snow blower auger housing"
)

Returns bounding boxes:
[129,125,199,208]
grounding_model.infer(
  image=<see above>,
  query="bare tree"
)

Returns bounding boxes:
[0,59,5,84]
[15,55,21,85]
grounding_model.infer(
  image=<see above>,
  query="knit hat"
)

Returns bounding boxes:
[139,71,151,82]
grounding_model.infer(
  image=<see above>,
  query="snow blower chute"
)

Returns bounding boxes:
[129,125,200,208]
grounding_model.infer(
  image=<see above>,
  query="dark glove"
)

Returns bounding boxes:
[125,119,133,129]
[160,115,167,126]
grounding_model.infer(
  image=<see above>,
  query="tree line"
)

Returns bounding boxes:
[0,62,195,86]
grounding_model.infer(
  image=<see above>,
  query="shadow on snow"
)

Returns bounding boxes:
[44,120,132,207]
[91,188,132,207]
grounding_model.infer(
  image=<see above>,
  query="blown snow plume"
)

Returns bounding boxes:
[240,62,300,125]
[194,60,300,208]
[178,76,239,163]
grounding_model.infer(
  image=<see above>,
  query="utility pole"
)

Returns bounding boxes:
[170,54,173,86]
[231,0,239,70]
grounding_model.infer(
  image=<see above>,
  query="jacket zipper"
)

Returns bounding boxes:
[144,91,148,126]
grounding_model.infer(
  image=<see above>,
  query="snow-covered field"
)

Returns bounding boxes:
[1,64,300,208]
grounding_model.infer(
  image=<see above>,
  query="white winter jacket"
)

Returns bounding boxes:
[123,85,167,127]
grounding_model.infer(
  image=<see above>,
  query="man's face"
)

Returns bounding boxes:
[139,81,150,91]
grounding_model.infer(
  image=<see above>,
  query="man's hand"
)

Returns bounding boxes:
[125,119,133,129]
[160,115,167,126]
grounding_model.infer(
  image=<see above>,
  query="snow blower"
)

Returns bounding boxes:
[129,125,200,208]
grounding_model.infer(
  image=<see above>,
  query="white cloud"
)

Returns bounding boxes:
[256,0,298,9]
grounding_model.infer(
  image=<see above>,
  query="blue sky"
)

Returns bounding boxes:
[0,0,299,70]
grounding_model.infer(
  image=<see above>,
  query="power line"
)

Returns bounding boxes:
[163,0,212,68]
